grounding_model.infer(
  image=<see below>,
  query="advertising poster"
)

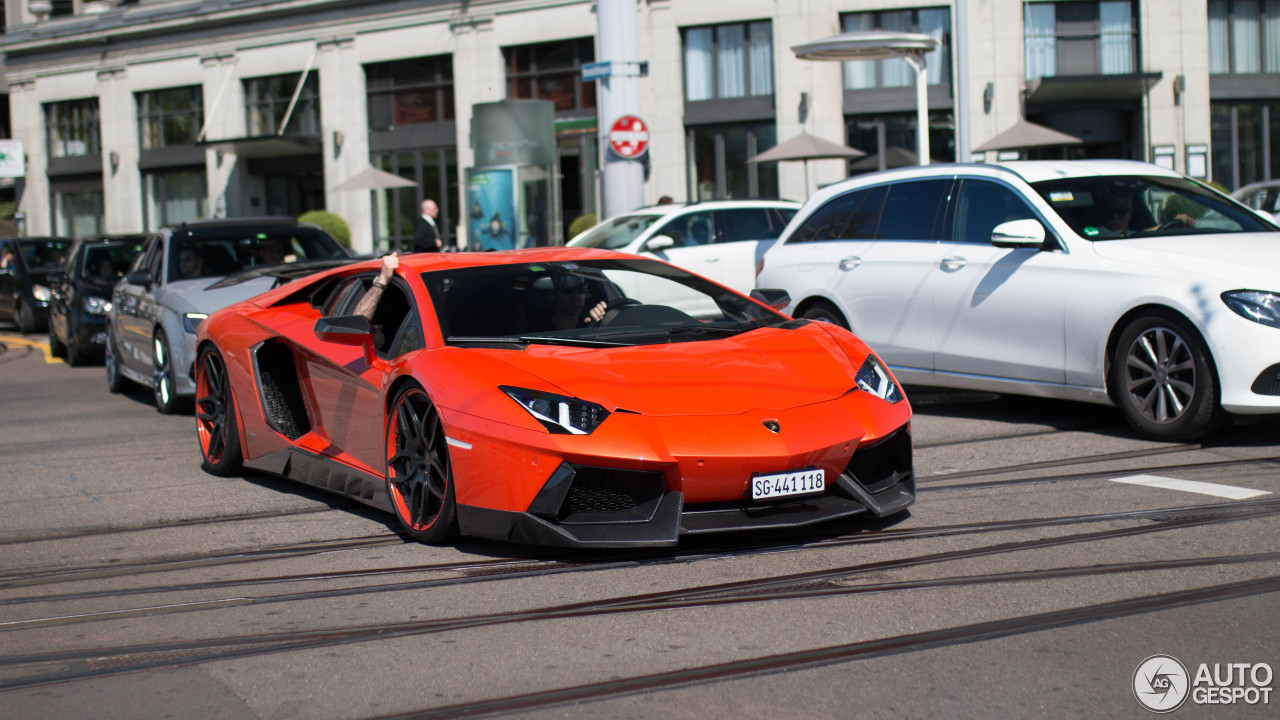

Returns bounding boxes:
[467,168,516,251]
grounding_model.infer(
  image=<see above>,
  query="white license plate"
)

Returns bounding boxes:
[751,468,825,501]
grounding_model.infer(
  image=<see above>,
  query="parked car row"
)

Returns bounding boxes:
[0,236,71,334]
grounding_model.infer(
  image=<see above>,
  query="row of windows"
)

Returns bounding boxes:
[1208,0,1280,74]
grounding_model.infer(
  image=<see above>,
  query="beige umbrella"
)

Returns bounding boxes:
[849,146,945,172]
[974,118,1083,153]
[750,131,866,194]
[330,167,417,193]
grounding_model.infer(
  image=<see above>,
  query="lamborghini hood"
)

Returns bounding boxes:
[484,324,865,416]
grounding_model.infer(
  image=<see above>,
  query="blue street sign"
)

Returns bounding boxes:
[582,61,612,81]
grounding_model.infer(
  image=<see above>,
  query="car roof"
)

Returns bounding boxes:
[804,160,1187,208]
[617,199,801,217]
[162,216,304,236]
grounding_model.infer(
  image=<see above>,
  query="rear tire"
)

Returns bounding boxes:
[799,300,849,329]
[1110,311,1225,441]
[105,326,134,394]
[196,345,243,476]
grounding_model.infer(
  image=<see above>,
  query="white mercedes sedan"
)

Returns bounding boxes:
[757,160,1280,441]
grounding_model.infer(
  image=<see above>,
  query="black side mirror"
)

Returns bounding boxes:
[750,288,792,312]
[126,270,153,287]
[315,315,376,364]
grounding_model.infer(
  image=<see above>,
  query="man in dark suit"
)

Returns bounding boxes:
[412,199,442,252]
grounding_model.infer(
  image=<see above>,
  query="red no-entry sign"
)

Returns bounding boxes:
[609,115,649,159]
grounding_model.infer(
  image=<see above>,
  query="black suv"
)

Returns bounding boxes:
[47,235,148,364]
[0,236,73,333]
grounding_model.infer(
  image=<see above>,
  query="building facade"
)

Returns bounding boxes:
[0,0,1271,253]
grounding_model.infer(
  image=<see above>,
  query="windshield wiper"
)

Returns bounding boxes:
[447,335,632,348]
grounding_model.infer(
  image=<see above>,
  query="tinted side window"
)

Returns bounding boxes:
[715,208,788,243]
[655,211,714,247]
[953,180,1037,245]
[786,185,888,243]
[876,180,953,241]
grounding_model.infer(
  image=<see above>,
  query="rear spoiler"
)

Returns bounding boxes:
[204,258,359,290]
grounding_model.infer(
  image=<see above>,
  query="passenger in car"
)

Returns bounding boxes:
[177,247,205,278]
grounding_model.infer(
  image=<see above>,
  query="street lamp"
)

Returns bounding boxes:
[792,31,940,166]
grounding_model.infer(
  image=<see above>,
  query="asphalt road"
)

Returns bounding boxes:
[1,327,1277,719]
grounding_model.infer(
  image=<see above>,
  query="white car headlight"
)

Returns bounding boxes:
[32,284,51,302]
[501,386,610,435]
[1222,290,1280,329]
[182,312,209,334]
[854,354,904,404]
[83,296,112,315]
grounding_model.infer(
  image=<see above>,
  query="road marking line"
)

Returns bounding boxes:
[0,333,63,364]
[1111,474,1270,500]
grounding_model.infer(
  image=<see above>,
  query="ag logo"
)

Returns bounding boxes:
[1134,655,1190,713]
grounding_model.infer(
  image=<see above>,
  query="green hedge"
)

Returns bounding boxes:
[299,210,351,248]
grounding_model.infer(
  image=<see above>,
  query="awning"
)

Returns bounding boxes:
[196,134,322,159]
[1024,73,1163,105]
[974,118,1082,152]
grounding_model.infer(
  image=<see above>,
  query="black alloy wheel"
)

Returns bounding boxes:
[1111,311,1225,441]
[385,385,458,543]
[196,345,242,476]
[17,300,38,334]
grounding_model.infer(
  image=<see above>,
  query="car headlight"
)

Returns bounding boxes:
[182,312,209,334]
[1222,290,1280,329]
[501,386,610,435]
[32,284,51,302]
[83,296,112,315]
[854,354,904,404]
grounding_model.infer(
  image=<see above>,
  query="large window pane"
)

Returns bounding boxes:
[1210,104,1235,188]
[717,25,746,99]
[1209,1,1230,72]
[1238,104,1265,187]
[919,9,950,85]
[689,126,717,201]
[1099,1,1134,74]
[1271,104,1280,178]
[54,190,103,238]
[748,22,774,96]
[1266,0,1280,72]
[754,122,778,198]
[144,168,208,231]
[1233,0,1262,73]
[685,28,714,101]
[880,11,913,88]
[1024,3,1058,80]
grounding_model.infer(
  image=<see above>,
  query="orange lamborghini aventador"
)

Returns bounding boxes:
[195,247,914,548]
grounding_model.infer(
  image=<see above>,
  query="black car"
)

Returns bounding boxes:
[0,236,73,333]
[48,235,148,365]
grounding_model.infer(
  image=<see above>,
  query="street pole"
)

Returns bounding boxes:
[598,0,645,219]
[954,0,970,162]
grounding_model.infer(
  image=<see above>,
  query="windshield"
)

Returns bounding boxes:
[1031,175,1278,240]
[424,258,792,347]
[83,241,146,281]
[569,213,664,250]
[18,238,70,271]
[167,227,347,282]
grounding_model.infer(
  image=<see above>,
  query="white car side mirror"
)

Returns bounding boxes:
[990,219,1047,249]
[644,235,676,252]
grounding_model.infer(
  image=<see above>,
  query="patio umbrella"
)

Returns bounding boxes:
[330,167,417,193]
[749,131,866,194]
[848,146,944,172]
[974,118,1083,153]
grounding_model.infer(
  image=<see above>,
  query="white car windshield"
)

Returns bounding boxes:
[570,213,663,250]
[1031,175,1278,240]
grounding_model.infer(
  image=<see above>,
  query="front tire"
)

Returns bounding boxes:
[1110,311,1225,441]
[152,328,183,414]
[17,300,38,334]
[800,300,849,329]
[48,322,65,358]
[385,385,458,544]
[196,345,243,476]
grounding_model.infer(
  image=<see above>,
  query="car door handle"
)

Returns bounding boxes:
[940,256,968,271]
[838,256,862,271]
[703,257,720,263]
